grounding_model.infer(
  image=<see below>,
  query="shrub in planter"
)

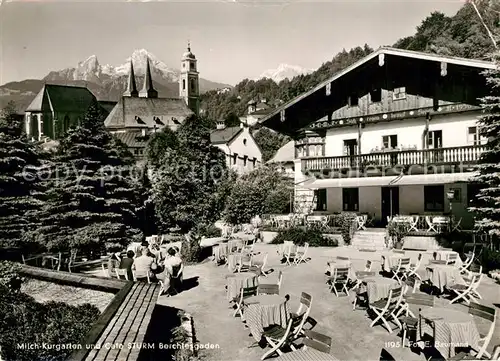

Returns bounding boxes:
[271,226,338,247]
[387,221,410,248]
[338,212,357,245]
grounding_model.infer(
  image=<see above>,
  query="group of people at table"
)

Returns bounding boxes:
[107,236,184,296]
[325,248,497,360]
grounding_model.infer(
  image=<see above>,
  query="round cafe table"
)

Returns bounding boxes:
[419,307,480,359]
[382,254,405,271]
[326,260,355,280]
[244,294,290,342]
[425,264,464,292]
[435,250,463,268]
[225,273,258,301]
[363,276,400,303]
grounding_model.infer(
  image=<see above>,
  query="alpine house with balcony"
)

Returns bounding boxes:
[259,47,496,229]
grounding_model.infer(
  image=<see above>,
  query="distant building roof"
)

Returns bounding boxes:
[210,126,243,145]
[104,96,194,129]
[256,102,270,110]
[113,131,148,148]
[267,140,295,164]
[26,84,97,113]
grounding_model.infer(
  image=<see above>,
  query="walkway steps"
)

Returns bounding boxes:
[351,229,387,251]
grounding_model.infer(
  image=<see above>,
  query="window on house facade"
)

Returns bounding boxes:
[467,183,482,206]
[243,138,247,146]
[342,188,359,212]
[370,88,382,102]
[382,135,398,150]
[314,189,327,212]
[393,87,406,100]
[467,126,482,145]
[134,149,139,155]
[243,156,248,167]
[427,130,443,149]
[424,185,444,212]
[233,153,238,165]
[251,158,256,168]
[348,94,359,107]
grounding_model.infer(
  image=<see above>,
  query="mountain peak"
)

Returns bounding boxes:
[257,63,313,83]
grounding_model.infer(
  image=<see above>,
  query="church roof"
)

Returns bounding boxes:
[104,96,194,129]
[98,101,118,114]
[26,84,97,113]
[210,126,243,145]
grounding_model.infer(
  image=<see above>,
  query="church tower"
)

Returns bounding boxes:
[123,60,138,97]
[179,42,199,115]
[139,57,158,98]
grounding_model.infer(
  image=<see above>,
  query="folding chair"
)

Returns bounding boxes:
[133,269,152,284]
[328,267,350,297]
[294,243,309,265]
[357,215,367,230]
[459,252,475,274]
[445,253,458,265]
[404,274,420,294]
[465,303,497,359]
[290,292,314,335]
[398,292,434,347]
[284,245,297,266]
[449,274,482,304]
[352,272,376,310]
[302,329,332,354]
[406,253,423,281]
[451,217,463,232]
[426,216,437,233]
[258,284,279,295]
[249,253,268,276]
[233,285,258,318]
[352,261,373,290]
[409,216,419,232]
[369,287,404,333]
[261,318,295,360]
[391,257,411,283]
[237,253,254,273]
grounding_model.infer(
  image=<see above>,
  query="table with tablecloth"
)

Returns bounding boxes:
[419,307,480,359]
[363,276,400,303]
[425,264,465,292]
[272,349,339,361]
[435,250,463,268]
[232,232,255,242]
[244,294,291,342]
[227,239,245,253]
[382,254,407,271]
[213,243,229,263]
[225,273,258,301]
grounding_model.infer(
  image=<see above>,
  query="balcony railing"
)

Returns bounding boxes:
[302,144,485,172]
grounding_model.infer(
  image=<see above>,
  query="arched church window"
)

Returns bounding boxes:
[182,79,186,90]
[190,79,195,92]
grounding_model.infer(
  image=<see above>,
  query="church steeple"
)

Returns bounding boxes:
[179,41,199,115]
[139,56,158,99]
[123,60,138,97]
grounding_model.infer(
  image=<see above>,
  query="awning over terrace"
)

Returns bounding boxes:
[303,172,478,190]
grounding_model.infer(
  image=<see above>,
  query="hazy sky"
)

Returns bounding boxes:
[0,0,464,86]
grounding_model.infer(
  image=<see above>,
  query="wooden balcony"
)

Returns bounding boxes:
[302,144,485,172]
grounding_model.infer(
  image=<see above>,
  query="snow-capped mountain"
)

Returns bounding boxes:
[257,63,313,83]
[1,49,231,111]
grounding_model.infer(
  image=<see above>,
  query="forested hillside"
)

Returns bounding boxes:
[201,0,499,162]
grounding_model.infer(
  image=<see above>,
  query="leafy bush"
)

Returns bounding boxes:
[271,227,338,247]
[0,288,100,361]
[386,221,410,248]
[480,249,500,273]
[0,261,23,292]
[338,212,357,245]
[180,232,202,263]
[198,224,222,238]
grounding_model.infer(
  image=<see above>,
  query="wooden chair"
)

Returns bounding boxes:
[459,252,475,274]
[369,287,404,333]
[284,245,296,266]
[466,303,497,359]
[391,257,411,283]
[258,284,279,295]
[233,285,258,318]
[329,267,350,297]
[290,292,313,335]
[398,292,434,347]
[404,274,421,294]
[449,274,482,305]
[261,318,294,360]
[354,260,373,286]
[352,272,377,310]
[406,253,423,281]
[237,253,253,273]
[294,243,309,265]
[302,329,332,354]
[446,253,458,265]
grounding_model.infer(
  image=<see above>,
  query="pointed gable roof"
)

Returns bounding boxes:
[26,84,97,113]
[210,126,244,145]
[139,57,158,99]
[259,47,497,135]
[123,60,138,97]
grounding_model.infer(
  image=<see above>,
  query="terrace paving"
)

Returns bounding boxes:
[158,243,500,361]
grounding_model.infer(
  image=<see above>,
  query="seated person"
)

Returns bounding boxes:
[119,250,135,281]
[133,248,154,281]
[161,248,183,296]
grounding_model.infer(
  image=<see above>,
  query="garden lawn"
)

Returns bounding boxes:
[158,244,500,361]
